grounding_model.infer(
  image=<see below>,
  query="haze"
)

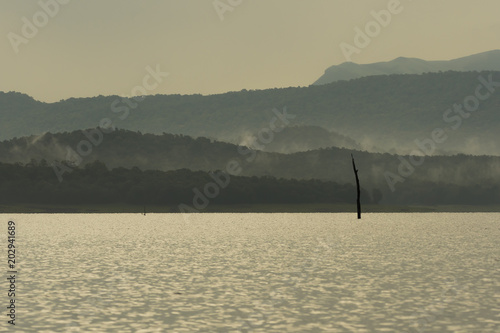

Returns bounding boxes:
[1,0,498,102]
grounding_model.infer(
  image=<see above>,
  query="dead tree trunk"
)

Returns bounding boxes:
[351,154,361,219]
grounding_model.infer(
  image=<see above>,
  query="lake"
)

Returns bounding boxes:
[3,213,499,332]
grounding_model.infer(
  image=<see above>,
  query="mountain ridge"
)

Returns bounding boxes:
[2,71,500,155]
[314,50,500,85]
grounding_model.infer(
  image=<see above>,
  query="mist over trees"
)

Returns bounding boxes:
[1,71,500,155]
[256,125,361,153]
[0,130,499,206]
[2,71,500,209]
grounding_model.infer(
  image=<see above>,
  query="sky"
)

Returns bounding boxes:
[0,0,499,102]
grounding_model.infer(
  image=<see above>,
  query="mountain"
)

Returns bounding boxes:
[313,50,500,85]
[1,130,500,206]
[1,71,500,155]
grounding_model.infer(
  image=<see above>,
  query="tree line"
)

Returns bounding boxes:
[0,161,376,207]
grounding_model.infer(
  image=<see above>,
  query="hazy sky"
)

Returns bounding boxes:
[1,0,498,102]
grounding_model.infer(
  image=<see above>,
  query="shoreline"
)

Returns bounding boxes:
[2,203,500,214]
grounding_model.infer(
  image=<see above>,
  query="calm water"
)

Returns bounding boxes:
[2,213,499,332]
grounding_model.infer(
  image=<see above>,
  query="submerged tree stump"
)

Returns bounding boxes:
[351,154,361,219]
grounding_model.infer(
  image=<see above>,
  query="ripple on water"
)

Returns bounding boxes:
[4,213,499,332]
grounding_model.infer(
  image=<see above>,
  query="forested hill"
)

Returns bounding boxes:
[1,130,500,205]
[2,71,500,155]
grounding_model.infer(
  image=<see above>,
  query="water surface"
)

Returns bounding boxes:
[4,213,500,332]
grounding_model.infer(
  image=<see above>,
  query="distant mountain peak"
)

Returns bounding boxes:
[314,50,500,85]
[392,56,420,62]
